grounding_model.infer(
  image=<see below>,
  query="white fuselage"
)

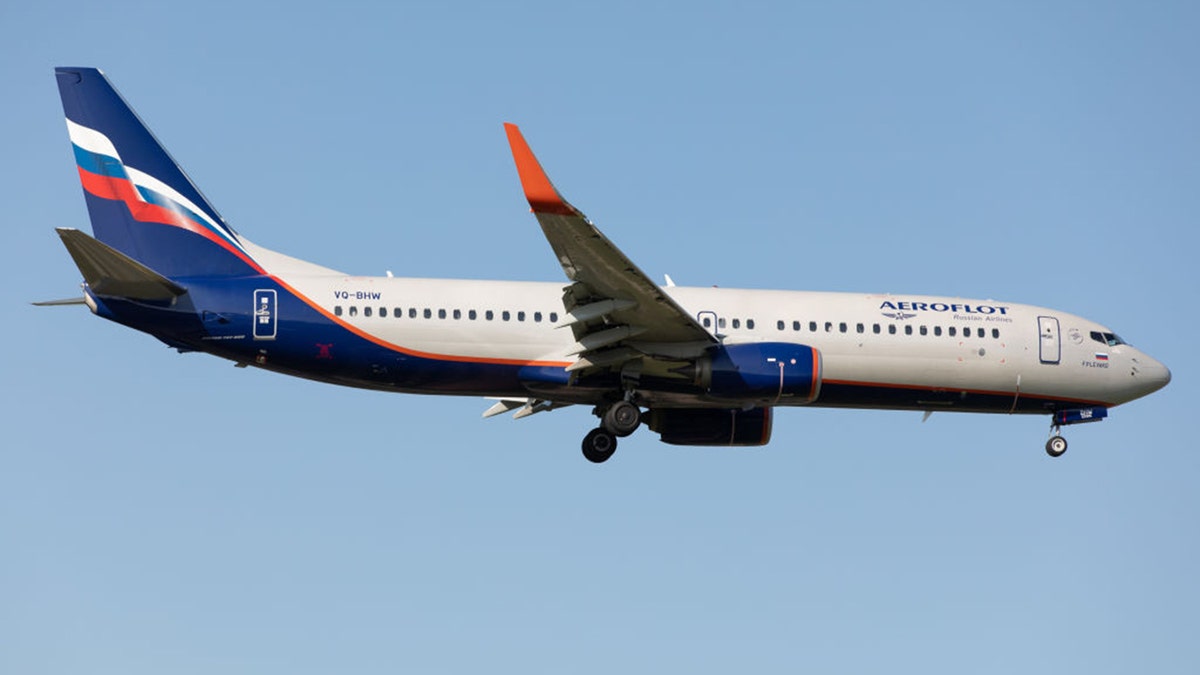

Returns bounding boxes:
[276,270,1168,412]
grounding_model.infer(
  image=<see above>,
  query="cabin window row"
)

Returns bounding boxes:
[774,319,1001,339]
[700,317,756,330]
[333,306,560,323]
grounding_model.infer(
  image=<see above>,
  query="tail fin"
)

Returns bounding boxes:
[55,67,262,279]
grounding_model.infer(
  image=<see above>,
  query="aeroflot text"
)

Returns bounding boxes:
[880,301,1010,315]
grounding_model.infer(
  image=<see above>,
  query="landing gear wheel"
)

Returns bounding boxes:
[1046,435,1068,458]
[582,428,618,464]
[603,400,642,437]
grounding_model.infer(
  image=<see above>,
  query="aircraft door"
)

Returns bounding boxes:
[1038,315,1060,364]
[697,310,724,340]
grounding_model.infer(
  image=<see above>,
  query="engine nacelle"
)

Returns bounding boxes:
[695,342,822,403]
[649,407,773,446]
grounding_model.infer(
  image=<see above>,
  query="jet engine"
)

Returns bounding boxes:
[686,342,822,403]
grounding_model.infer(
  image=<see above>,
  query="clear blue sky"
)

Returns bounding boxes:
[3,2,1197,673]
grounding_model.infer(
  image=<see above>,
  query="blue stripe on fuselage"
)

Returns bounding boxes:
[92,273,535,398]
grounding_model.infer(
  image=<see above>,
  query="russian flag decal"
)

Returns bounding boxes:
[1095,353,1109,361]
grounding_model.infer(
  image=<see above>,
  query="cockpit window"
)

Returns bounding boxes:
[1090,330,1126,347]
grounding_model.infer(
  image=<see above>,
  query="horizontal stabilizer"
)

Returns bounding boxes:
[56,227,187,301]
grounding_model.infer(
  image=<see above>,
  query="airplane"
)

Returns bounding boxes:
[42,67,1171,463]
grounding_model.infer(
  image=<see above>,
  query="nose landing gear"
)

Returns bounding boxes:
[1043,406,1107,458]
[1045,434,1068,458]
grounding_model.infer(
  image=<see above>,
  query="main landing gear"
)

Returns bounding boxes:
[581,400,642,464]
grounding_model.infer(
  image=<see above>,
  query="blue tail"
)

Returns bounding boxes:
[55,67,261,279]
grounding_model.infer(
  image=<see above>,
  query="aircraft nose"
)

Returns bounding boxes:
[1137,355,1171,396]
[1153,360,1172,390]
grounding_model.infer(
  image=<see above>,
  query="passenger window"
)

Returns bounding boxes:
[824,321,832,332]
[518,311,526,322]
[409,308,417,319]
[732,318,741,329]
[503,311,511,321]
[550,312,559,322]
[809,321,818,332]
[453,309,461,320]
[904,325,912,335]
[948,326,956,337]
[777,320,785,331]
[349,306,358,317]
[888,324,896,335]
[334,306,343,316]
[394,307,402,317]
[839,322,847,333]
[873,324,881,334]
[747,319,755,330]
[379,307,387,318]
[424,309,432,319]
[992,328,999,338]
[486,310,494,321]
[534,312,543,322]
[920,325,928,336]
[702,316,712,328]
[793,320,801,331]
[469,310,477,320]
[856,323,864,334]
[934,326,942,336]
[718,318,726,329]
[977,327,985,338]
[438,309,446,319]
[364,307,372,317]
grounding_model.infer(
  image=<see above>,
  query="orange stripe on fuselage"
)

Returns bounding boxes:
[268,274,572,369]
[76,166,569,370]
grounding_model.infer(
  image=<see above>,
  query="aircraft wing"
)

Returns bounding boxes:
[504,124,716,375]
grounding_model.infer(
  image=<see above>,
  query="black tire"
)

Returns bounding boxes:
[1045,435,1068,458]
[603,401,642,437]
[582,428,618,463]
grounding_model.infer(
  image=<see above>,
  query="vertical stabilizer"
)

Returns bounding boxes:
[55,67,261,278]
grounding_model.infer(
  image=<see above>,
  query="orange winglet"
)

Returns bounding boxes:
[504,123,576,216]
